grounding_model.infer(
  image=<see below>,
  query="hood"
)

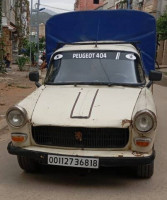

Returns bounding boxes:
[31,86,141,128]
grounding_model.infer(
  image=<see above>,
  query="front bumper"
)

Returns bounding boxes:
[7,142,155,167]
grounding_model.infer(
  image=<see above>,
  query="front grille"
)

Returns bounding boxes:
[32,126,129,148]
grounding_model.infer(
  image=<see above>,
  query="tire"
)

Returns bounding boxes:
[137,161,154,178]
[17,156,39,173]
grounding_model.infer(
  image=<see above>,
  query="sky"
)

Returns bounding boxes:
[29,0,76,13]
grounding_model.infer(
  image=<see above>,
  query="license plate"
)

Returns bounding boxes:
[48,155,99,169]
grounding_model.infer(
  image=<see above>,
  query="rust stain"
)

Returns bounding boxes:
[122,119,132,127]
[132,151,144,157]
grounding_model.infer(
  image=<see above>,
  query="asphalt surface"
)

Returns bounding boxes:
[0,83,167,200]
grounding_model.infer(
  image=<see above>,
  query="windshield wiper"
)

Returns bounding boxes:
[45,82,144,87]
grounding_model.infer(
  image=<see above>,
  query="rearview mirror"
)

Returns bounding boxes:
[29,71,39,82]
[149,70,162,81]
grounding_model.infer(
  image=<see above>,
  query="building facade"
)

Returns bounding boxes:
[2,0,16,60]
[95,0,167,66]
[74,0,104,11]
[98,0,167,17]
[1,0,29,63]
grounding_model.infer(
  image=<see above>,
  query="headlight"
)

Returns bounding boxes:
[133,110,157,133]
[6,106,27,128]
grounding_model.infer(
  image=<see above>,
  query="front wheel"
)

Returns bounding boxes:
[17,156,39,173]
[137,161,154,178]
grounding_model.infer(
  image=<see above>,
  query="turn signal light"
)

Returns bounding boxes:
[135,138,151,147]
[11,134,27,143]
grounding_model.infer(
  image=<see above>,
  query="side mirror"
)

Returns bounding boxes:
[149,70,162,81]
[29,71,41,88]
[29,71,39,82]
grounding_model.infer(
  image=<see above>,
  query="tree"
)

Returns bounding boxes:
[15,0,30,53]
[157,10,167,40]
[39,37,46,52]
[22,37,45,57]
[20,37,45,66]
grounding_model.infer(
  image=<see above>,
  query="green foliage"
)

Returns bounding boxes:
[22,38,37,56]
[39,37,46,51]
[22,37,45,57]
[15,0,30,53]
[157,10,167,40]
[16,56,29,71]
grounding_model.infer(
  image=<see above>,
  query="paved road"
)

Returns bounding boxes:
[0,83,167,200]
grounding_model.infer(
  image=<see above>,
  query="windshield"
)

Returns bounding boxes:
[45,51,145,86]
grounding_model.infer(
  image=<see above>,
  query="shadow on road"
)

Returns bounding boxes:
[19,165,145,187]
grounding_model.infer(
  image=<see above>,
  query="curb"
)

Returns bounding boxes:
[0,119,7,131]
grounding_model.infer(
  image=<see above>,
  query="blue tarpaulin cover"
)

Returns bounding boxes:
[46,10,156,74]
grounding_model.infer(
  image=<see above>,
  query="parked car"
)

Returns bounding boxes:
[6,10,162,178]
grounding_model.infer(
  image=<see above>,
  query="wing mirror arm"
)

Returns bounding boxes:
[35,82,41,88]
[146,81,153,88]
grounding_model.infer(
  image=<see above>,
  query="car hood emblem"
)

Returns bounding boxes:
[75,131,83,142]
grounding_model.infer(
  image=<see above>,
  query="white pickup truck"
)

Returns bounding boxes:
[6,10,162,178]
